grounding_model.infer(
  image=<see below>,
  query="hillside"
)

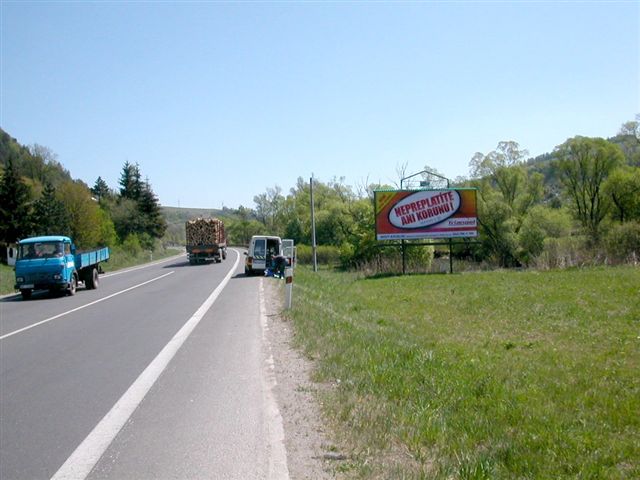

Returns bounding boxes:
[0,128,73,190]
[523,132,639,205]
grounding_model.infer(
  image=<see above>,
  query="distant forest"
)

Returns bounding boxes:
[1,117,639,270]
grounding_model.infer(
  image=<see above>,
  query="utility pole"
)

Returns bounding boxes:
[310,176,318,272]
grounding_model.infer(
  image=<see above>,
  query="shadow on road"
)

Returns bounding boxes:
[1,288,88,303]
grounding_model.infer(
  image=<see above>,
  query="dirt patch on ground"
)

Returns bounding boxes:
[262,278,344,480]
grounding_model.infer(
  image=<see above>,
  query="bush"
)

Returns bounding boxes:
[517,206,574,267]
[353,243,434,275]
[605,222,640,262]
[296,244,341,266]
[535,236,588,269]
[121,234,142,256]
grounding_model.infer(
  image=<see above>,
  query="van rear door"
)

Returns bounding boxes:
[252,237,267,270]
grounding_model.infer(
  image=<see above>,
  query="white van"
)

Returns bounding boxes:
[245,235,282,275]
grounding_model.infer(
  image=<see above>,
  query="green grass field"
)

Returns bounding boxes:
[287,266,640,479]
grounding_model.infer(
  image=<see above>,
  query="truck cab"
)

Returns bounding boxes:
[14,236,75,299]
[244,235,282,275]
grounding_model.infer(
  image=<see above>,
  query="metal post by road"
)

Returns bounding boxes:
[310,176,318,272]
[284,267,293,309]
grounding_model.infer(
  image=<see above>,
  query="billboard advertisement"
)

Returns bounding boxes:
[374,188,478,240]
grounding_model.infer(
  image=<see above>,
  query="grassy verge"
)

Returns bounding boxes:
[287,266,640,479]
[0,263,15,295]
[0,247,182,296]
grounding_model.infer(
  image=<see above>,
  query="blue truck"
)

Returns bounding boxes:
[14,235,110,300]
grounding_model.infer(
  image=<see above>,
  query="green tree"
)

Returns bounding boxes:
[91,176,112,202]
[225,205,266,245]
[96,208,117,247]
[468,142,548,266]
[469,141,530,208]
[110,197,146,242]
[516,205,573,266]
[602,166,640,223]
[474,186,518,266]
[0,156,32,244]
[284,217,304,244]
[30,182,71,237]
[253,185,285,233]
[57,181,103,248]
[119,161,142,201]
[138,178,167,239]
[554,136,624,242]
[615,116,640,166]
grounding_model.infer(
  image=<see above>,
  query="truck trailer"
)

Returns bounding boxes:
[14,235,109,300]
[186,217,227,265]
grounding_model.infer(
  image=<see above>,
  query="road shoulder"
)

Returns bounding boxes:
[263,277,339,480]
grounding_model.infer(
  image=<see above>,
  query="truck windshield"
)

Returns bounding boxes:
[18,242,64,259]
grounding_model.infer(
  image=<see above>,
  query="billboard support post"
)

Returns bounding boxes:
[401,240,406,275]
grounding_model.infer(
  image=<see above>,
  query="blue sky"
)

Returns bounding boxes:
[2,1,638,209]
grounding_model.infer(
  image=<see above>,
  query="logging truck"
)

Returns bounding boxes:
[185,217,227,265]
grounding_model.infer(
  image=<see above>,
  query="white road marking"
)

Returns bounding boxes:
[0,272,175,341]
[50,251,241,480]
[259,279,290,480]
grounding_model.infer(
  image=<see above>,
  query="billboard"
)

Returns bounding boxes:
[374,188,478,240]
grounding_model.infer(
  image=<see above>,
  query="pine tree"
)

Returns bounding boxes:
[118,161,142,201]
[91,176,111,201]
[30,182,71,237]
[0,156,32,243]
[138,179,167,239]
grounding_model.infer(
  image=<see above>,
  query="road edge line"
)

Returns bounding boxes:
[259,278,291,480]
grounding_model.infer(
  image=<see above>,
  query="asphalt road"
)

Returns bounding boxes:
[0,249,288,480]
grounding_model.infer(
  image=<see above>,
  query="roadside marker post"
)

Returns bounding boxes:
[284,267,293,309]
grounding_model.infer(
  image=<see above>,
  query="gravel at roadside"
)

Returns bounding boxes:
[263,277,344,480]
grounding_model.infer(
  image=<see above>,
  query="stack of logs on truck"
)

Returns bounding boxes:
[185,217,227,265]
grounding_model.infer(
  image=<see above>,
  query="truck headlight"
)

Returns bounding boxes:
[16,276,24,283]
[53,274,62,280]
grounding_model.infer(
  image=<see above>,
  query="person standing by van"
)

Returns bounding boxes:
[271,253,287,278]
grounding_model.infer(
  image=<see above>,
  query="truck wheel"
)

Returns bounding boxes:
[86,268,99,290]
[20,289,32,300]
[68,274,77,296]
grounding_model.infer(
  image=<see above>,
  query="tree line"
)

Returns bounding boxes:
[0,129,166,253]
[224,118,639,270]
